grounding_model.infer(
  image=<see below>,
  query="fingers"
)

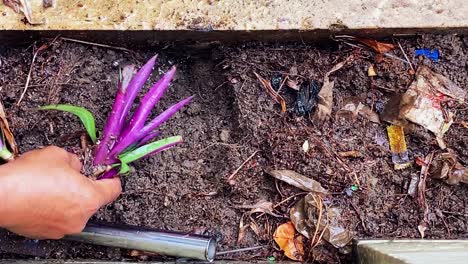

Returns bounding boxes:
[67,152,83,171]
[92,178,122,206]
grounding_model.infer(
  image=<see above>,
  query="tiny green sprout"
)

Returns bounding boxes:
[267,256,275,263]
[351,185,359,191]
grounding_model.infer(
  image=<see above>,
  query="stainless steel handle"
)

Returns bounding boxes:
[65,223,216,262]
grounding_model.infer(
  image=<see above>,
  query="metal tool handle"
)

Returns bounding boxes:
[65,223,216,262]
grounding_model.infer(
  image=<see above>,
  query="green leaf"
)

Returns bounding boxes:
[119,162,130,174]
[119,136,182,164]
[40,104,97,143]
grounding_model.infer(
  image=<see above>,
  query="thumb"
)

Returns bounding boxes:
[92,177,122,206]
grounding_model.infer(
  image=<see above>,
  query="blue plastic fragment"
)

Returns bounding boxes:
[415,48,439,62]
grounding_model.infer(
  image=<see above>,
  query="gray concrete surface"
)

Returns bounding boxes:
[1,0,467,31]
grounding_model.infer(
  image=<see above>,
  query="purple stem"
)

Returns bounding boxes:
[107,96,193,161]
[118,66,176,142]
[97,140,181,180]
[93,65,136,165]
[119,56,158,130]
[97,168,118,180]
[93,56,157,165]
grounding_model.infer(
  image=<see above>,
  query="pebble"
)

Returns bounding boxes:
[220,129,230,143]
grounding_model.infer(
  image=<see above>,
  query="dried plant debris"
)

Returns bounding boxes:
[313,55,354,122]
[335,35,395,53]
[290,193,353,248]
[236,200,281,217]
[254,72,287,112]
[429,151,468,185]
[336,97,380,123]
[266,169,328,194]
[0,100,18,156]
[382,66,466,147]
[273,221,304,261]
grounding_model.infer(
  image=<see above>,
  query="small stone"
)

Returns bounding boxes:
[182,160,196,168]
[220,129,230,143]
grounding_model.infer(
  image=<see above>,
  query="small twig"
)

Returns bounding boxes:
[227,150,259,184]
[383,52,410,65]
[397,41,415,72]
[350,201,367,231]
[17,44,44,105]
[61,37,134,53]
[216,245,265,255]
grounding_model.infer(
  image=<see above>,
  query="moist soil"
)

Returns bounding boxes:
[0,35,467,263]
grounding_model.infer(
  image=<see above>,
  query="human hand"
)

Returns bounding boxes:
[0,146,121,239]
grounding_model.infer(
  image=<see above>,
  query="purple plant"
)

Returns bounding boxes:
[41,56,192,179]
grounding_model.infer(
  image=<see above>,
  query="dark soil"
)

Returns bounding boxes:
[0,35,466,263]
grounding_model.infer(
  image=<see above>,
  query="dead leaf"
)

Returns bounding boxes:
[290,193,353,248]
[266,169,328,194]
[237,214,249,245]
[461,121,468,129]
[249,217,262,238]
[0,100,18,156]
[354,37,395,53]
[236,200,281,217]
[336,97,380,123]
[273,222,304,261]
[3,0,39,24]
[368,64,377,77]
[429,151,468,185]
[313,55,354,122]
[254,72,286,112]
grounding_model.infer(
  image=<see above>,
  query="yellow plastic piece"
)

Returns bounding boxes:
[387,125,411,170]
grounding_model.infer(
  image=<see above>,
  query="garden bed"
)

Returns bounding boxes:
[0,34,466,263]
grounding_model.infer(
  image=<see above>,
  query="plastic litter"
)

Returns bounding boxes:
[381,66,466,148]
[415,49,439,62]
[387,125,411,170]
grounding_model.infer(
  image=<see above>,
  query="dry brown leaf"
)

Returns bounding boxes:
[0,100,18,156]
[273,222,304,261]
[336,97,380,123]
[368,64,377,76]
[290,193,353,248]
[313,55,354,122]
[354,37,395,53]
[254,72,287,112]
[266,169,328,194]
[237,214,249,245]
[429,151,468,185]
[236,200,281,217]
[461,121,468,129]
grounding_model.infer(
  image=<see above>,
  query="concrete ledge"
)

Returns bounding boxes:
[0,0,467,41]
